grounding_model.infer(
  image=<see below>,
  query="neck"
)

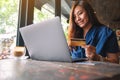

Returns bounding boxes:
[83,23,92,38]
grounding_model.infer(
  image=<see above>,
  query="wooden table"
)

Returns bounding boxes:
[0,59,120,80]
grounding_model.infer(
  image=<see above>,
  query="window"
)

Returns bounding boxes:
[61,0,71,39]
[34,0,69,39]
[34,3,55,23]
[0,0,19,57]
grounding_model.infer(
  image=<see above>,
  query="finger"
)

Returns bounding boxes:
[85,52,94,59]
[81,45,87,48]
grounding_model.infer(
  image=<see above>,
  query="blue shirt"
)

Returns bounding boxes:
[71,25,119,59]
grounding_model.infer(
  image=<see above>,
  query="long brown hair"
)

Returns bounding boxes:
[68,0,101,41]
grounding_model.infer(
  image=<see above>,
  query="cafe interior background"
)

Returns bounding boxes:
[0,0,120,58]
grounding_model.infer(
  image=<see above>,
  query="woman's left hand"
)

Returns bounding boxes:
[82,45,97,60]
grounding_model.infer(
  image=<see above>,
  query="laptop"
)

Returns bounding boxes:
[19,16,87,62]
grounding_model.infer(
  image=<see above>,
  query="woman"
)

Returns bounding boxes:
[68,0,119,63]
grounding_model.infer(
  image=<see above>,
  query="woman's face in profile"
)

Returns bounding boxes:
[74,5,89,28]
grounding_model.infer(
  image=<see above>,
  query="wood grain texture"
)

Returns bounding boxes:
[0,59,120,80]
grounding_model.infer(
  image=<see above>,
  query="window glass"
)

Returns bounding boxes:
[34,0,71,40]
[34,1,55,23]
[0,0,19,57]
[61,0,72,39]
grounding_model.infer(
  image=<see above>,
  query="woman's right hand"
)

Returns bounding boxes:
[81,45,98,61]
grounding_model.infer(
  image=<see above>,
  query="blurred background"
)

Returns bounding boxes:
[0,0,120,58]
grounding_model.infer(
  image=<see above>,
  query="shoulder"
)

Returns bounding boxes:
[94,25,114,37]
[96,25,112,32]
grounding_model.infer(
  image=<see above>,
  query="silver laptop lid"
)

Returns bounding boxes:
[19,17,72,62]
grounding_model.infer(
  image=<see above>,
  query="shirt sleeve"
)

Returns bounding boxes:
[71,47,86,58]
[105,31,119,53]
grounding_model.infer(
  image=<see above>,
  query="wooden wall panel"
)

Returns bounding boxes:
[87,0,120,28]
